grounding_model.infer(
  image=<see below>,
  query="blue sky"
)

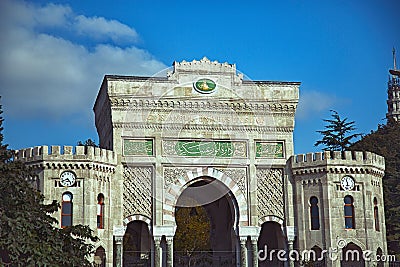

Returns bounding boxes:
[0,0,399,154]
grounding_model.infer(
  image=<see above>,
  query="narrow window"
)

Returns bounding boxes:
[310,196,320,230]
[344,195,355,229]
[97,193,105,229]
[374,198,380,231]
[61,192,73,228]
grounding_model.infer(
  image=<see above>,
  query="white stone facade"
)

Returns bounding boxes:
[16,58,387,267]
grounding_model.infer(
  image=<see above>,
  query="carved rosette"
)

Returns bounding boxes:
[123,166,152,218]
[256,168,284,219]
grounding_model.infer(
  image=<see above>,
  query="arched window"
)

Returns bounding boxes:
[94,246,106,267]
[344,195,355,229]
[310,197,320,230]
[374,198,380,231]
[97,193,105,229]
[61,192,73,228]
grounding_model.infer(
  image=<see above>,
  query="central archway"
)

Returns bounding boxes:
[173,177,239,267]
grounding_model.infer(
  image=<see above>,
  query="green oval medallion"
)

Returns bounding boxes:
[194,78,216,94]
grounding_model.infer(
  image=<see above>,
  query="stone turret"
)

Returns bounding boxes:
[289,150,387,267]
[14,145,118,265]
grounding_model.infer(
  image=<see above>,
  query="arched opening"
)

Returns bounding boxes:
[340,242,365,267]
[61,192,73,228]
[97,193,105,229]
[310,196,320,230]
[258,222,286,266]
[374,198,380,232]
[344,195,355,229]
[174,177,238,267]
[94,246,106,267]
[376,247,383,267]
[311,245,325,266]
[123,220,151,267]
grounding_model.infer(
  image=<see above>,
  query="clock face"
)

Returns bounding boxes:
[60,171,76,187]
[341,176,355,191]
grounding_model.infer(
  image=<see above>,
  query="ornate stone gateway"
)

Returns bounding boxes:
[16,57,388,267]
[103,57,298,266]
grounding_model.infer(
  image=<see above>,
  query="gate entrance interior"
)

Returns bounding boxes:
[174,177,238,266]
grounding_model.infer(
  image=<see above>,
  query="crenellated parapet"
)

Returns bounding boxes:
[15,145,117,172]
[289,150,385,177]
[171,57,237,75]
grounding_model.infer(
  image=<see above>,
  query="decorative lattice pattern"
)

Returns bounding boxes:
[257,168,284,219]
[123,166,152,218]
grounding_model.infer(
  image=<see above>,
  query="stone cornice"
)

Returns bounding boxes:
[291,166,384,178]
[112,122,294,133]
[108,97,297,113]
[22,161,116,173]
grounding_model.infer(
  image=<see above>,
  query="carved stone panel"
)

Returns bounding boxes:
[255,141,284,158]
[162,140,247,158]
[123,139,153,156]
[256,168,284,219]
[123,166,152,218]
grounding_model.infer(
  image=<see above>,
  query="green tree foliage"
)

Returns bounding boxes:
[0,102,98,266]
[314,110,361,151]
[77,138,98,147]
[351,119,400,258]
[174,203,211,267]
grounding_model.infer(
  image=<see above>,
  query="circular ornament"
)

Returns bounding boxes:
[193,78,216,94]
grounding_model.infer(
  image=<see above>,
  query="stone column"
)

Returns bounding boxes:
[286,226,296,267]
[239,226,261,267]
[153,236,162,267]
[239,236,247,267]
[113,226,126,267]
[153,226,176,267]
[166,236,174,267]
[251,237,258,267]
[114,236,123,267]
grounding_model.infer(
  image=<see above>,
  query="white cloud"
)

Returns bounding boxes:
[0,0,166,120]
[74,15,139,43]
[296,90,344,120]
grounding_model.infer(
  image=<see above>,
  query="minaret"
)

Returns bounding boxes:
[387,48,400,121]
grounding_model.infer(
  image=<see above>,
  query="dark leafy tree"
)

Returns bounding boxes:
[77,138,98,147]
[0,100,98,266]
[351,119,400,258]
[174,201,211,267]
[314,110,361,151]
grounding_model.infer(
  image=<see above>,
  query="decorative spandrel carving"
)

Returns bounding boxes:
[123,166,152,218]
[163,168,188,190]
[215,167,247,198]
[257,168,284,219]
[163,167,247,199]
